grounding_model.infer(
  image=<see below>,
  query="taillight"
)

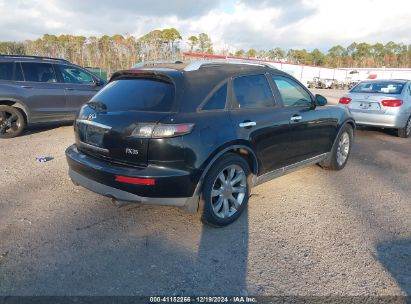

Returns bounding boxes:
[152,124,194,138]
[130,124,154,138]
[381,99,403,107]
[115,175,156,185]
[131,123,194,138]
[339,97,352,104]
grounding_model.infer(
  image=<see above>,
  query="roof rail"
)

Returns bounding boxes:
[133,60,185,68]
[183,59,277,71]
[0,54,69,63]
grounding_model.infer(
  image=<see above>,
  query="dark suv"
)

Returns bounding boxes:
[66,60,355,226]
[0,55,105,138]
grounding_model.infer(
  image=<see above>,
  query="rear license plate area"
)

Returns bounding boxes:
[359,101,380,111]
[78,123,106,147]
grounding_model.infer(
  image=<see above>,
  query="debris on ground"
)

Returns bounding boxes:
[35,157,54,163]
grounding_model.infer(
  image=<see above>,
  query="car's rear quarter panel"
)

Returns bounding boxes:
[159,111,237,172]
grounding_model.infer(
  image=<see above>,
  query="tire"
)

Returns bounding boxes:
[319,125,353,171]
[397,115,411,138]
[0,105,26,139]
[201,153,251,227]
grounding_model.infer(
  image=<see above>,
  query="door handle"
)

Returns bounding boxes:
[239,121,256,128]
[290,115,302,122]
[65,88,74,90]
[21,85,32,89]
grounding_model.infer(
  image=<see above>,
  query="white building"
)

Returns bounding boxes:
[183,52,411,87]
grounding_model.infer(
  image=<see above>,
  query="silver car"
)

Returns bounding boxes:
[339,79,411,138]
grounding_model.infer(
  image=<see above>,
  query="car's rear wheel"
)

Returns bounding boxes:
[201,154,251,227]
[0,106,26,139]
[397,115,411,138]
[319,125,353,171]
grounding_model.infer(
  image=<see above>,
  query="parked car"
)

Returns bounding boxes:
[339,79,411,138]
[323,78,335,89]
[0,55,105,138]
[307,77,321,89]
[66,60,355,227]
[307,77,342,90]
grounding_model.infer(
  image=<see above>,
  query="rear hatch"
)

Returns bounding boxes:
[75,75,176,167]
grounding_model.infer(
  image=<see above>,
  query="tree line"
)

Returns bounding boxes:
[234,42,411,68]
[0,29,213,75]
[1,28,410,74]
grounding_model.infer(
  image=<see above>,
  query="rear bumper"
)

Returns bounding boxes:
[350,111,409,128]
[65,145,199,207]
[69,169,190,206]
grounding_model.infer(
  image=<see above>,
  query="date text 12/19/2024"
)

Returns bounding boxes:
[149,296,257,303]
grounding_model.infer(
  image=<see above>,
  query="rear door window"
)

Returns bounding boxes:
[91,79,175,112]
[21,62,57,83]
[0,62,13,80]
[232,74,275,109]
[202,83,227,111]
[56,65,95,84]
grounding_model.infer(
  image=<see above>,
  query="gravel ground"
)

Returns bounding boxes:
[0,90,410,297]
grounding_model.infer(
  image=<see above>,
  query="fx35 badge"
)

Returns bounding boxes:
[125,148,139,155]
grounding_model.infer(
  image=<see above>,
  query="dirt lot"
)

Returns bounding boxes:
[0,90,410,297]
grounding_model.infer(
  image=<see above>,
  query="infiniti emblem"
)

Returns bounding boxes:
[88,113,97,120]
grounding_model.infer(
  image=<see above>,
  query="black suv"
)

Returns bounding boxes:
[66,60,355,226]
[0,55,105,138]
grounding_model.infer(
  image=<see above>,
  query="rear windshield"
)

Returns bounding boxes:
[351,81,405,94]
[90,79,175,112]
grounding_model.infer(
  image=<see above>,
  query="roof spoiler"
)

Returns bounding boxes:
[109,69,173,83]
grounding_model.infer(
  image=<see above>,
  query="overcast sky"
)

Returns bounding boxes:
[0,0,410,52]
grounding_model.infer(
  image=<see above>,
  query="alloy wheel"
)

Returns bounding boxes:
[336,132,350,166]
[0,110,21,136]
[210,164,247,219]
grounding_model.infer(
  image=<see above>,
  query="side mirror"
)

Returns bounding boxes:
[94,79,105,87]
[315,94,328,106]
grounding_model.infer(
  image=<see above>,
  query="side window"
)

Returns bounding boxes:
[56,65,95,84]
[14,63,23,81]
[21,62,57,83]
[272,75,312,107]
[202,83,227,111]
[0,62,13,80]
[232,74,275,109]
